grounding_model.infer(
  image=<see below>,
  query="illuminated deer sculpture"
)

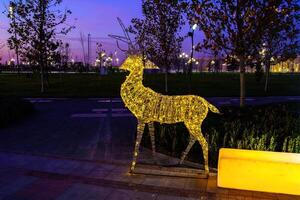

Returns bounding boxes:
[110,18,220,175]
[120,54,220,175]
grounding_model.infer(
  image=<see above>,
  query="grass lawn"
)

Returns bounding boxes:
[0,72,299,97]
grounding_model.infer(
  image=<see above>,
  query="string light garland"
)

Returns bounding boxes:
[120,54,220,175]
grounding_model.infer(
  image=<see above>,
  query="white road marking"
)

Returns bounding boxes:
[71,113,133,118]
[29,100,53,103]
[92,108,128,112]
[88,98,102,100]
[112,113,133,117]
[218,101,231,105]
[25,98,68,101]
[71,113,107,118]
[92,108,108,112]
[288,97,300,100]
[230,98,256,101]
[97,100,122,103]
[72,106,131,118]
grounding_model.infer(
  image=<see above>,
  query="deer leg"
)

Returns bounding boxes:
[185,123,209,175]
[196,133,209,175]
[148,122,157,163]
[179,136,196,165]
[130,121,145,173]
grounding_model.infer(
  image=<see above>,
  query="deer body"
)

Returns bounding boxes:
[120,55,220,175]
[121,68,215,124]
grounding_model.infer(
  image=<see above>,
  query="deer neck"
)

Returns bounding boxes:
[122,68,143,91]
[121,68,144,105]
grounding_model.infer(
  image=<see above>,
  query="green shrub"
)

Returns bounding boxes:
[142,103,300,168]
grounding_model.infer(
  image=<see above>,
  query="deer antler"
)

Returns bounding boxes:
[116,40,129,52]
[108,17,138,54]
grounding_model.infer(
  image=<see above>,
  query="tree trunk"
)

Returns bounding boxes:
[164,54,169,93]
[239,59,246,107]
[188,62,193,93]
[164,70,168,93]
[39,0,46,93]
[99,62,102,75]
[16,46,20,75]
[12,17,20,75]
[188,69,192,93]
[188,30,195,93]
[40,64,44,93]
[264,61,271,92]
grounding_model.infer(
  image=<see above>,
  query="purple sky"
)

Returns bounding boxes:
[0,0,203,64]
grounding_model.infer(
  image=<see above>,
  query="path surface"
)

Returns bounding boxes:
[0,97,300,199]
[1,151,299,200]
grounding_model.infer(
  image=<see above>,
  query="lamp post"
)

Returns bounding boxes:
[188,24,197,92]
[9,2,20,74]
[98,52,105,75]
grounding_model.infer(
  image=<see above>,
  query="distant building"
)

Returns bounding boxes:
[271,56,300,73]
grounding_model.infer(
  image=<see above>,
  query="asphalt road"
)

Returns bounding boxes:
[0,98,137,162]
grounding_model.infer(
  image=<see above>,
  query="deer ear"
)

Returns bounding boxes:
[144,60,159,69]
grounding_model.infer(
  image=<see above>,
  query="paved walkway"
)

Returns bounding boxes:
[1,151,300,200]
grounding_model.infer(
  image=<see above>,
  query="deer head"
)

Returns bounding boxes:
[120,54,159,72]
[109,18,159,72]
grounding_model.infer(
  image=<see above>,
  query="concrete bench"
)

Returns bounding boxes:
[218,148,300,195]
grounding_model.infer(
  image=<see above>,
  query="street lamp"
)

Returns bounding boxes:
[9,5,14,19]
[192,24,198,31]
[188,23,198,92]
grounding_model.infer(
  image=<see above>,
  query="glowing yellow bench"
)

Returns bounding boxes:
[218,148,300,195]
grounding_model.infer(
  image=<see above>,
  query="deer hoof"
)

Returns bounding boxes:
[204,170,209,177]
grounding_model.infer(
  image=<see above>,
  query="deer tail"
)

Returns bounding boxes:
[208,103,220,114]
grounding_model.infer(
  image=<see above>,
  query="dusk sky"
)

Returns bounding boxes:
[0,0,202,63]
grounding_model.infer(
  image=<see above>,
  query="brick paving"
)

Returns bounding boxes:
[1,152,300,200]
